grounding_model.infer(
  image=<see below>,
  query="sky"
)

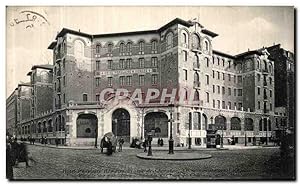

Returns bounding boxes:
[6,6,294,97]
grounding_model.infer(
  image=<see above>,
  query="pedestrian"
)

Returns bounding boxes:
[44,137,47,145]
[160,138,164,147]
[107,139,113,156]
[32,137,35,145]
[6,143,14,180]
[118,137,124,152]
[143,139,148,152]
[19,142,30,167]
[55,138,59,147]
[157,138,160,146]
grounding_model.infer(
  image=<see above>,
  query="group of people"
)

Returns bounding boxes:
[6,135,33,180]
[157,138,164,147]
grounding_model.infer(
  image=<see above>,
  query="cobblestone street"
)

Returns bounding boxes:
[12,145,294,180]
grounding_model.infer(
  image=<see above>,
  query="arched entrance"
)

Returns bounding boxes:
[76,114,98,138]
[112,108,130,142]
[144,112,168,138]
[215,115,227,130]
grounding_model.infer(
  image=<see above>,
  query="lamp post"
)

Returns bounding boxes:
[168,103,175,154]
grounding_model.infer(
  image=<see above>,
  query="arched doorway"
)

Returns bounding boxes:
[231,117,241,130]
[112,108,130,142]
[144,112,168,138]
[76,114,98,138]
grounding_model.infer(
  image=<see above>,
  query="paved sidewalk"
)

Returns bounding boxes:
[136,152,212,160]
[22,141,279,151]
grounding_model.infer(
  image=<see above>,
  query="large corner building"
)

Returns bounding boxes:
[7,18,294,147]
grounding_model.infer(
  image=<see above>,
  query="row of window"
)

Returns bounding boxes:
[212,85,242,96]
[212,70,242,83]
[257,101,273,111]
[257,87,272,97]
[212,100,243,110]
[95,40,158,54]
[257,74,272,85]
[181,32,210,51]
[95,74,158,87]
[95,57,158,70]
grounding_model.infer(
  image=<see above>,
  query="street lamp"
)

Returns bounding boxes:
[168,103,175,154]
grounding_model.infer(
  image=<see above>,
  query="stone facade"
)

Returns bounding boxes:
[9,18,293,147]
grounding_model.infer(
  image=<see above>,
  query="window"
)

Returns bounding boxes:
[228,74,231,81]
[222,59,225,66]
[108,43,113,53]
[234,89,237,96]
[126,76,132,86]
[184,69,188,80]
[213,100,215,108]
[194,73,200,87]
[127,42,132,53]
[151,40,157,51]
[206,75,209,85]
[96,94,100,101]
[139,58,145,68]
[166,32,173,49]
[204,40,209,51]
[139,75,145,86]
[217,86,220,94]
[119,59,125,69]
[183,51,188,61]
[222,73,225,80]
[238,103,242,110]
[108,77,112,87]
[257,60,260,69]
[205,57,209,67]
[258,101,261,109]
[139,41,145,52]
[212,70,215,78]
[126,59,132,69]
[269,77,272,85]
[213,85,215,93]
[217,100,220,109]
[234,75,236,83]
[96,77,100,87]
[217,72,220,79]
[119,76,125,86]
[222,101,225,109]
[228,102,232,109]
[108,60,113,69]
[206,92,209,103]
[96,60,100,70]
[228,88,231,95]
[238,76,242,83]
[238,89,242,96]
[234,102,237,109]
[217,58,220,65]
[96,44,101,53]
[63,76,66,87]
[182,32,187,44]
[120,43,125,53]
[83,94,88,101]
[270,103,273,111]
[63,94,65,103]
[222,86,225,95]
[213,56,215,64]
[151,74,158,85]
[192,33,200,49]
[151,57,158,67]
[270,90,272,97]
[228,60,231,68]
[257,74,261,82]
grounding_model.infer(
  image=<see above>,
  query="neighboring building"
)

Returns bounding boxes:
[267,44,295,130]
[9,18,294,147]
[6,89,18,136]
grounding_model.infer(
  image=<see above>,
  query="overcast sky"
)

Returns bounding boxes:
[6,6,294,97]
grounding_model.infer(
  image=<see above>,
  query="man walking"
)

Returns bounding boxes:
[118,137,124,152]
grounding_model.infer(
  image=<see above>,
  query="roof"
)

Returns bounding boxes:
[31,64,53,70]
[48,18,218,49]
[213,50,236,59]
[18,82,31,87]
[235,50,263,58]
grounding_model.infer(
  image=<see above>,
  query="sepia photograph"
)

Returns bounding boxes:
[5,5,295,180]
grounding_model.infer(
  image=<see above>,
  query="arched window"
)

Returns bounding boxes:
[205,57,209,67]
[269,63,273,74]
[139,41,145,52]
[194,90,200,101]
[107,43,113,53]
[193,112,201,130]
[231,117,241,130]
[204,40,209,51]
[263,60,268,71]
[193,55,200,68]
[182,32,188,44]
[119,42,125,53]
[257,59,260,69]
[191,33,200,49]
[74,40,84,58]
[194,72,200,87]
[215,115,226,130]
[151,40,157,51]
[166,32,173,49]
[96,44,101,53]
[83,94,88,101]
[244,118,254,131]
[127,42,132,53]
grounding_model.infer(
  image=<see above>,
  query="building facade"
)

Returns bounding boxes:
[9,18,293,147]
